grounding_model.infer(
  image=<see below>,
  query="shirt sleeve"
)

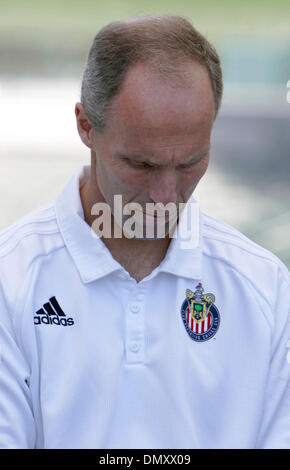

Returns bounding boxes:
[256,268,290,449]
[0,280,36,449]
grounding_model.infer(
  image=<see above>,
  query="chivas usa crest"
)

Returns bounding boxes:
[180,283,220,342]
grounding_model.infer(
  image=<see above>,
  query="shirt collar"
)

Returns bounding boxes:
[55,165,203,283]
[157,198,203,280]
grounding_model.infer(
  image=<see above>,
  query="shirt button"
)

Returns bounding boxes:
[130,342,140,353]
[130,303,140,313]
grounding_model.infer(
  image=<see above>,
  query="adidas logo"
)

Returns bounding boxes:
[34,296,74,326]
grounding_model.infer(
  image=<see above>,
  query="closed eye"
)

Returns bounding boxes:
[178,153,207,169]
[119,150,209,170]
[125,159,154,169]
[178,162,196,169]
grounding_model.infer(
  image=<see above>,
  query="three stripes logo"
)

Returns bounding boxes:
[34,296,74,326]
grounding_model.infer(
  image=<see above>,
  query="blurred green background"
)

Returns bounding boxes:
[1,0,290,77]
[0,0,290,267]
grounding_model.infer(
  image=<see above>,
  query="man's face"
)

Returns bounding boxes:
[90,60,215,230]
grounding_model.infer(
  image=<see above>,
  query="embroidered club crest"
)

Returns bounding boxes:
[180,283,220,342]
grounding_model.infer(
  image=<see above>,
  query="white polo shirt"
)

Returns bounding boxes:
[0,165,289,449]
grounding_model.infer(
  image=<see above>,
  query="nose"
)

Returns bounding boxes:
[149,168,178,206]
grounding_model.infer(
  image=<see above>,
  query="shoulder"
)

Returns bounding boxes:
[0,202,65,292]
[201,210,290,302]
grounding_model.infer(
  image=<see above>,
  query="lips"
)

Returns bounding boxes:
[145,211,165,217]
[130,205,179,226]
[146,212,169,220]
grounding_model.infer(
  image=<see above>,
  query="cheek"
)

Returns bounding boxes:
[194,155,209,180]
[98,158,149,202]
[179,158,209,195]
[196,157,209,180]
[115,166,151,196]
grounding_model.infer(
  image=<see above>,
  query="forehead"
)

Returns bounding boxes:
[105,60,215,142]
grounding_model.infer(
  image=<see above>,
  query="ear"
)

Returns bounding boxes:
[75,102,96,149]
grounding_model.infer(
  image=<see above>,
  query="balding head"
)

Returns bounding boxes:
[80,15,223,132]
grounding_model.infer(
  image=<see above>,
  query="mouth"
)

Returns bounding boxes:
[143,211,178,224]
[131,204,180,225]
[146,212,166,219]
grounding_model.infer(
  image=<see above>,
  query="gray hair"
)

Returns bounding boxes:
[81,15,223,132]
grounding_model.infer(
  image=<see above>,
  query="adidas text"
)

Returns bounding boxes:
[34,315,74,326]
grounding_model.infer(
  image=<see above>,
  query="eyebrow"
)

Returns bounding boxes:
[117,148,210,168]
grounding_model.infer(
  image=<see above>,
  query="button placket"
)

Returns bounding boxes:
[125,296,145,364]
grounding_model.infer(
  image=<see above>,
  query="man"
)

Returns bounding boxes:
[0,15,289,449]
